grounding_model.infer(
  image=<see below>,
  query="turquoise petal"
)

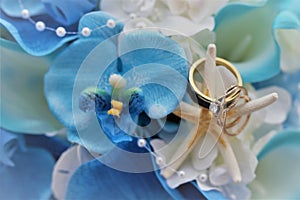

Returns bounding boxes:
[0,147,55,200]
[0,39,63,134]
[119,30,188,118]
[215,1,283,82]
[273,11,300,30]
[41,0,98,25]
[250,129,300,199]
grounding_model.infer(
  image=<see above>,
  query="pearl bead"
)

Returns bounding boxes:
[56,27,66,37]
[137,139,147,148]
[129,13,137,19]
[21,9,30,19]
[178,171,185,178]
[156,157,164,165]
[106,19,116,29]
[198,173,208,182]
[35,21,45,31]
[81,27,91,37]
[135,22,146,29]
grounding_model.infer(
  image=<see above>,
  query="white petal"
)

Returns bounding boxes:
[275,29,300,72]
[191,133,218,171]
[252,130,277,156]
[164,0,188,15]
[52,145,94,200]
[123,17,156,33]
[101,0,129,19]
[230,138,258,184]
[188,0,228,24]
[166,156,204,188]
[222,182,251,200]
[209,165,231,186]
[256,86,291,124]
[156,15,214,36]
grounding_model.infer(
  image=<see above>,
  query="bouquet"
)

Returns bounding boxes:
[1,0,299,199]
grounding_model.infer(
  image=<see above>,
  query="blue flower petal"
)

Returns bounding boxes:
[118,30,188,118]
[0,147,55,200]
[0,11,78,55]
[0,0,45,17]
[41,0,98,25]
[0,39,63,134]
[45,12,123,153]
[66,141,172,200]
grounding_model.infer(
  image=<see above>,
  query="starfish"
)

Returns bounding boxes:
[158,44,278,183]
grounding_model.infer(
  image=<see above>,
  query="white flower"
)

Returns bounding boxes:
[101,0,228,36]
[149,45,291,199]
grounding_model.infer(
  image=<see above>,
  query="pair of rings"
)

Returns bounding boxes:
[189,57,250,136]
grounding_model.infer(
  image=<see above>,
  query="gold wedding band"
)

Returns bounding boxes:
[189,57,243,109]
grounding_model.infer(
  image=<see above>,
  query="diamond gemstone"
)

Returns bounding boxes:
[209,102,220,114]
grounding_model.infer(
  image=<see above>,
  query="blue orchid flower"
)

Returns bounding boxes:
[45,11,188,153]
[215,0,300,83]
[0,128,69,200]
[0,0,98,55]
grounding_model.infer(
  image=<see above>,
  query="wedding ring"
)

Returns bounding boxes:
[189,57,243,110]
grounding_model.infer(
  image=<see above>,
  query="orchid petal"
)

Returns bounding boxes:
[0,39,63,134]
[66,142,172,200]
[0,11,78,56]
[52,145,94,200]
[250,129,300,199]
[0,147,55,200]
[119,30,188,118]
[273,11,300,72]
[41,0,98,25]
[45,12,123,153]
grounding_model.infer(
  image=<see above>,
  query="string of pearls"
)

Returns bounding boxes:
[137,139,187,179]
[18,0,136,38]
[137,138,209,183]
